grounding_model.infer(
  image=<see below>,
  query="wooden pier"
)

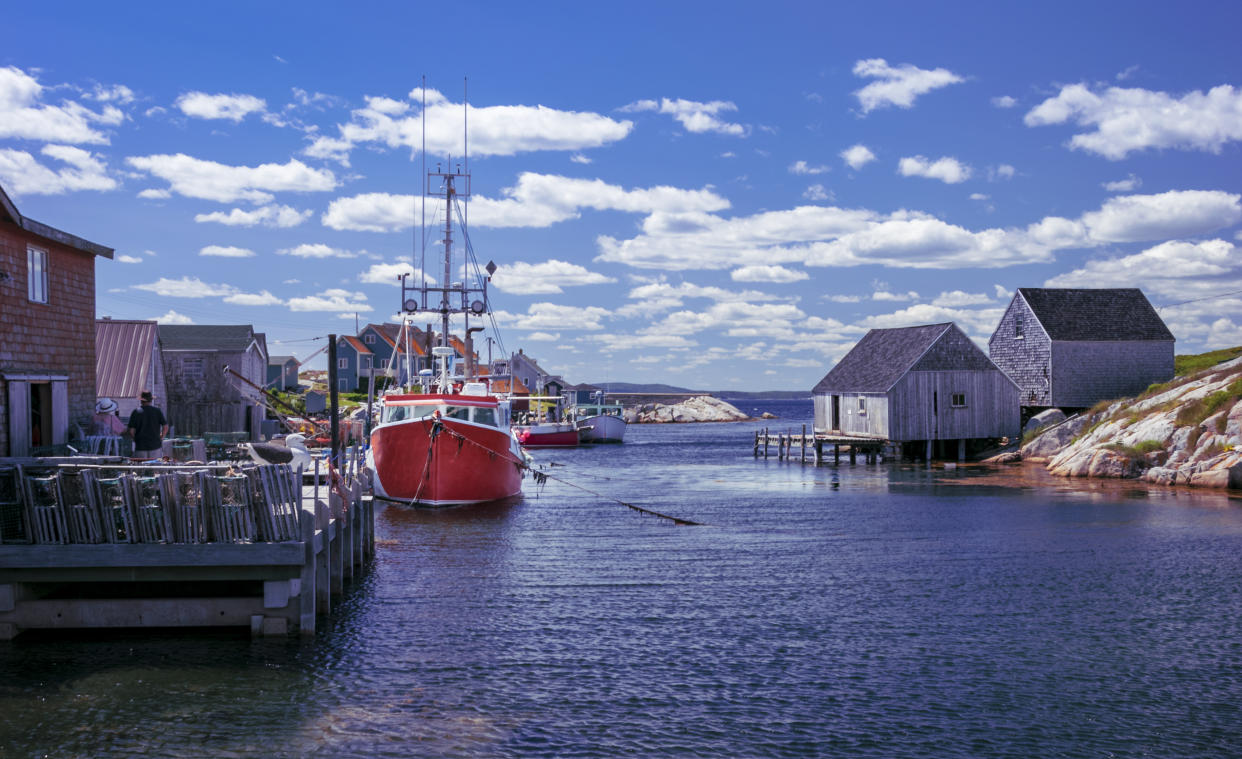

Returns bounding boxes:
[754,426,890,464]
[0,453,373,639]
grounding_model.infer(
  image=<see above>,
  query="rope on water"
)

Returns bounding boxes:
[531,467,704,526]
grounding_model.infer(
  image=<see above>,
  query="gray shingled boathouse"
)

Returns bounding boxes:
[988,288,1174,413]
[812,323,1020,459]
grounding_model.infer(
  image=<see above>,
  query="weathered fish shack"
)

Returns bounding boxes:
[988,288,1175,414]
[159,325,267,439]
[813,322,1020,459]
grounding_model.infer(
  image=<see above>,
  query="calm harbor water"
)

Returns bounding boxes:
[3,399,1242,758]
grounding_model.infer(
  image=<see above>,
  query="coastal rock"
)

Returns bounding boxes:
[1022,361,1242,489]
[625,396,752,424]
[983,450,1022,464]
[760,412,778,419]
[1020,414,1090,462]
[1023,408,1066,435]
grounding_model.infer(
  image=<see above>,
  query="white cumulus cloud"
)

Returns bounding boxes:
[175,91,267,122]
[306,88,633,165]
[898,155,972,184]
[195,204,312,228]
[0,66,124,144]
[490,260,616,295]
[731,265,809,284]
[126,154,338,204]
[199,245,255,258]
[0,144,116,195]
[621,98,748,136]
[1081,190,1241,243]
[852,58,964,113]
[840,144,876,170]
[1024,83,1242,159]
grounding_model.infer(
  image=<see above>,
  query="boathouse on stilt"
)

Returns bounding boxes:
[811,322,1020,460]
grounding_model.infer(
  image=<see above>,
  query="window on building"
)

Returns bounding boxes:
[361,357,371,370]
[380,359,389,369]
[1015,313,1024,339]
[858,397,866,415]
[952,393,967,407]
[27,246,48,303]
[182,356,205,380]
[364,334,375,344]
[337,358,348,369]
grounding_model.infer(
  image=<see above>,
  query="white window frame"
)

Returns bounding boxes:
[364,333,375,344]
[27,246,48,304]
[951,392,967,408]
[337,358,349,370]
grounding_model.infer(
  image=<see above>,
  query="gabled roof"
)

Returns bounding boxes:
[1017,288,1174,341]
[338,335,372,355]
[96,319,159,398]
[0,181,114,259]
[159,324,259,352]
[269,354,298,366]
[814,323,965,393]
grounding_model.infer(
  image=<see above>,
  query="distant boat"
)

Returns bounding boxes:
[571,393,627,444]
[513,395,580,448]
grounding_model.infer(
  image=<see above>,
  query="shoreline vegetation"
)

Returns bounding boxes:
[990,346,1242,490]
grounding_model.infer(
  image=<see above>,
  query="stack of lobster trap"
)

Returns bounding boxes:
[0,464,304,546]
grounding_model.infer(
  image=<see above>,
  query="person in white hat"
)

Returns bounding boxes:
[93,398,127,436]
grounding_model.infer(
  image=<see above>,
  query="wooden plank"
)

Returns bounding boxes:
[2,597,275,629]
[0,541,305,568]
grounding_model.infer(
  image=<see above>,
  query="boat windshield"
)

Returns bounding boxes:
[381,403,498,427]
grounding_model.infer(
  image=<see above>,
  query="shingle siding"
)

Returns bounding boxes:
[989,296,1053,407]
[1051,341,1175,407]
[989,289,1174,409]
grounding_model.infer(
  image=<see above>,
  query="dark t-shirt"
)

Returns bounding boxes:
[128,405,166,450]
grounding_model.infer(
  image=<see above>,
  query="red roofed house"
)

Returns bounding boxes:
[1,183,113,456]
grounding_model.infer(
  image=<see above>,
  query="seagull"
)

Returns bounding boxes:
[244,433,313,471]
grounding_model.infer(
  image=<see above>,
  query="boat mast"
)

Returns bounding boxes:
[397,81,489,389]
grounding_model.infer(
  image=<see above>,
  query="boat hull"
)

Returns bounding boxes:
[370,417,524,506]
[576,414,627,444]
[514,422,580,448]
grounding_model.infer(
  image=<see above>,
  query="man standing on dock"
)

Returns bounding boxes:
[128,390,168,459]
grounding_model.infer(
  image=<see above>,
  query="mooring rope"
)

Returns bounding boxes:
[528,466,704,526]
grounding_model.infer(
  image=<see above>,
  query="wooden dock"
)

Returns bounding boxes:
[754,426,890,464]
[0,454,373,639]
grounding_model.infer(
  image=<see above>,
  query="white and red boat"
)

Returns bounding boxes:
[366,124,528,506]
[513,395,580,448]
[513,420,580,448]
[369,376,526,505]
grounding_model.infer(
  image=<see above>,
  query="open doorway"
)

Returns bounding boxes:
[29,382,53,450]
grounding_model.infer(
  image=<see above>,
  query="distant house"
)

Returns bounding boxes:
[267,355,300,392]
[1,182,113,456]
[509,350,562,396]
[358,322,426,386]
[159,324,268,439]
[335,336,371,393]
[988,288,1175,411]
[812,322,1020,457]
[96,319,167,420]
[304,389,327,415]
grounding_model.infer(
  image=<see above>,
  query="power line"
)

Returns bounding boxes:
[1157,289,1242,311]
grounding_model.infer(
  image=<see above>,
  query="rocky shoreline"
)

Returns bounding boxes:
[990,356,1242,490]
[623,396,753,424]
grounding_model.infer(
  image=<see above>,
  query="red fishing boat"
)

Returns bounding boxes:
[370,377,526,505]
[366,113,527,505]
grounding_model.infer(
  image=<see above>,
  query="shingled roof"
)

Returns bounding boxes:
[1018,288,1174,341]
[815,324,951,393]
[159,324,259,352]
[813,323,997,393]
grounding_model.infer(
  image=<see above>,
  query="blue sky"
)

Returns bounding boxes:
[3,1,1241,389]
